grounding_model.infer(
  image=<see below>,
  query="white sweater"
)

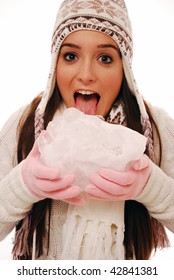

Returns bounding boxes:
[0,104,174,259]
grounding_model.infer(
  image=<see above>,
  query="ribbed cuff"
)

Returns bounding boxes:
[0,163,41,219]
[135,163,174,220]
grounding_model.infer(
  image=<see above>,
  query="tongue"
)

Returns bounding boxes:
[75,94,98,115]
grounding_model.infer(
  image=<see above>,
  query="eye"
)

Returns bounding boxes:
[63,52,78,62]
[98,54,113,64]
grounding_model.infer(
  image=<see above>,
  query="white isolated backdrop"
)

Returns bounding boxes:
[0,0,174,260]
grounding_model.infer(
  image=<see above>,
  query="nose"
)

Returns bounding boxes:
[76,59,96,84]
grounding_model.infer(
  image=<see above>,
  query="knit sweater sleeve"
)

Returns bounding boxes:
[0,108,39,241]
[135,107,174,233]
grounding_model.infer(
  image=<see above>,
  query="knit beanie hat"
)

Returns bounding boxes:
[35,0,154,159]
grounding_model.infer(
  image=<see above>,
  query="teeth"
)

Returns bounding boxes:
[78,90,96,95]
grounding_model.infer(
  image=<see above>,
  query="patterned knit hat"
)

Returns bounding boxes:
[35,0,154,159]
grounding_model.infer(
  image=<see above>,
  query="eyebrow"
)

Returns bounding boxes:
[97,44,119,53]
[60,43,80,49]
[60,43,120,53]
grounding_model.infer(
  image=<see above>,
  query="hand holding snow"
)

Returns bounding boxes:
[38,108,147,188]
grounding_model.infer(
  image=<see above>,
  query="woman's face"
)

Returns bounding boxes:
[56,30,123,117]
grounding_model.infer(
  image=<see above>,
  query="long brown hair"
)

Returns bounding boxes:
[16,78,169,259]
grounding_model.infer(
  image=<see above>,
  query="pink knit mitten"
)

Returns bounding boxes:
[21,132,84,204]
[85,154,152,200]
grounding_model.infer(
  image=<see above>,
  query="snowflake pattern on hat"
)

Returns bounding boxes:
[58,0,126,19]
[56,0,131,34]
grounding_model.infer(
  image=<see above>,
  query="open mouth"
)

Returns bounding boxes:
[74,90,100,115]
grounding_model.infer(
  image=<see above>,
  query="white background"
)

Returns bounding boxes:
[0,0,174,260]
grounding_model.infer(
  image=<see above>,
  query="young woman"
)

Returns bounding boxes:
[0,0,173,260]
